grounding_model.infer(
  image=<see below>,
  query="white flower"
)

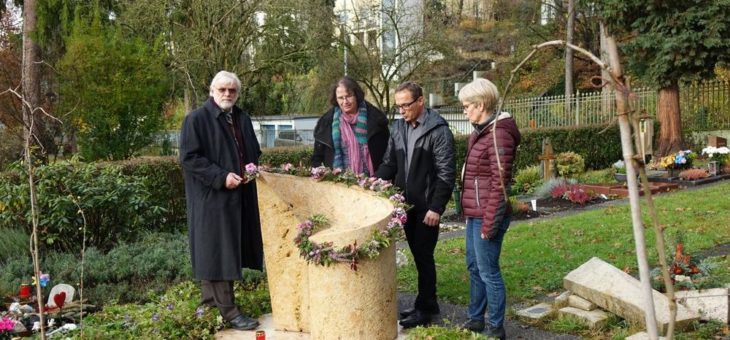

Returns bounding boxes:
[702,146,730,157]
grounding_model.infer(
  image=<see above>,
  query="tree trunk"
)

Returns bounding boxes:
[22,0,55,162]
[599,22,613,115]
[564,0,575,121]
[656,83,683,157]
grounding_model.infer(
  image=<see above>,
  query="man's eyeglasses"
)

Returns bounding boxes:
[396,97,420,110]
[216,87,238,94]
[336,94,355,102]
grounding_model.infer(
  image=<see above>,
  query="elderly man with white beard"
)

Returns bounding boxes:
[179,71,263,331]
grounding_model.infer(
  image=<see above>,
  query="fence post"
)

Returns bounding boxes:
[575,89,580,125]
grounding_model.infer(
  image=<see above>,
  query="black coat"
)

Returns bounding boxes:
[311,101,390,172]
[375,109,456,214]
[179,98,263,280]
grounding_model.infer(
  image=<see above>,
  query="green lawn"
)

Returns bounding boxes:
[398,180,730,305]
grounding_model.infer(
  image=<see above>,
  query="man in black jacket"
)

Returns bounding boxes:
[375,81,456,328]
[179,71,262,331]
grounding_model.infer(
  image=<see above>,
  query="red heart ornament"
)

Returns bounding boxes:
[53,291,66,309]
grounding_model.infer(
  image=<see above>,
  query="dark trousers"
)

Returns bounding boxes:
[201,280,241,321]
[404,210,440,314]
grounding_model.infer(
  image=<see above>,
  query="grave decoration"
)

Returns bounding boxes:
[659,150,695,178]
[255,164,406,339]
[2,275,91,338]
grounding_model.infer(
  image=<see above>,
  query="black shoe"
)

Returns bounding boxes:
[461,318,485,332]
[399,310,432,329]
[399,308,416,320]
[484,325,505,340]
[228,314,259,331]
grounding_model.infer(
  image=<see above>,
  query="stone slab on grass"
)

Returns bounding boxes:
[624,332,666,340]
[516,303,554,323]
[568,295,596,311]
[558,306,609,329]
[675,288,729,323]
[215,313,409,340]
[554,291,571,309]
[564,257,699,333]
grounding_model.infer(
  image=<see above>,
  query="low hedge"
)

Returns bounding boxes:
[0,158,185,253]
[259,145,313,167]
[0,232,192,306]
[453,124,624,172]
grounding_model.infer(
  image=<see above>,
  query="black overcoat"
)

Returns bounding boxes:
[179,98,264,281]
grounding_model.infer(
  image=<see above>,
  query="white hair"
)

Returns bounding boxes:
[209,71,241,94]
[458,78,500,113]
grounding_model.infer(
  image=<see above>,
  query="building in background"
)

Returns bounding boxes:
[333,0,424,77]
[251,115,319,148]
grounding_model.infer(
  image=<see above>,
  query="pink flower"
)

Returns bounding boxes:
[243,163,259,182]
[282,163,293,171]
[1,317,15,331]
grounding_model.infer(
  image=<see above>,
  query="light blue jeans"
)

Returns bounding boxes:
[465,217,509,328]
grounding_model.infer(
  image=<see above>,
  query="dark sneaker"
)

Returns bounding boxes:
[399,308,416,320]
[461,318,485,332]
[398,310,432,329]
[484,325,505,340]
[228,314,259,330]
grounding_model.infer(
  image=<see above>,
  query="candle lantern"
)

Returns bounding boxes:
[708,161,719,176]
[19,283,31,298]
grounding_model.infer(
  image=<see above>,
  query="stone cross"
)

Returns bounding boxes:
[538,138,556,181]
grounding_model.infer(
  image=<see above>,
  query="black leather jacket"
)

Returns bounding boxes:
[375,109,456,214]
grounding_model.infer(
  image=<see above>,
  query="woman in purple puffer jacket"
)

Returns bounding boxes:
[457,78,521,339]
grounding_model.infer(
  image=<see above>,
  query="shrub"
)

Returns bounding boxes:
[0,128,23,171]
[533,177,576,199]
[58,16,170,161]
[509,196,529,214]
[70,280,270,339]
[0,232,192,305]
[555,151,585,178]
[547,181,595,204]
[513,165,542,195]
[0,157,184,253]
[0,228,28,264]
[679,168,710,180]
[0,159,179,252]
[574,168,615,184]
[260,145,313,167]
[115,157,186,227]
[513,124,627,171]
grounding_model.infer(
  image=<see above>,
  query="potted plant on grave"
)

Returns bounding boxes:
[701,146,730,175]
[659,150,695,178]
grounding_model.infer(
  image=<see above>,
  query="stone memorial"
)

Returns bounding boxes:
[46,284,75,308]
[564,257,699,333]
[256,171,398,340]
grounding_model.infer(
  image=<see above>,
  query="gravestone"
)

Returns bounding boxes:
[564,257,699,332]
[708,135,727,147]
[538,138,556,181]
[257,172,397,340]
[47,283,75,308]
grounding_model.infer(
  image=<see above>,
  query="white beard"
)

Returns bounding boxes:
[217,100,234,111]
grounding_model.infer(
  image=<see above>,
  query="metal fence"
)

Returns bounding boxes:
[438,80,730,135]
[154,80,730,153]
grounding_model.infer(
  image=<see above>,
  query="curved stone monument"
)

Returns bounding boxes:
[257,172,397,340]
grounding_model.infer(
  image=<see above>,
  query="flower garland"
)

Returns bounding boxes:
[259,164,408,271]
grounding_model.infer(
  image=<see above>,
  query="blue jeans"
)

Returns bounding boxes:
[465,217,509,328]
